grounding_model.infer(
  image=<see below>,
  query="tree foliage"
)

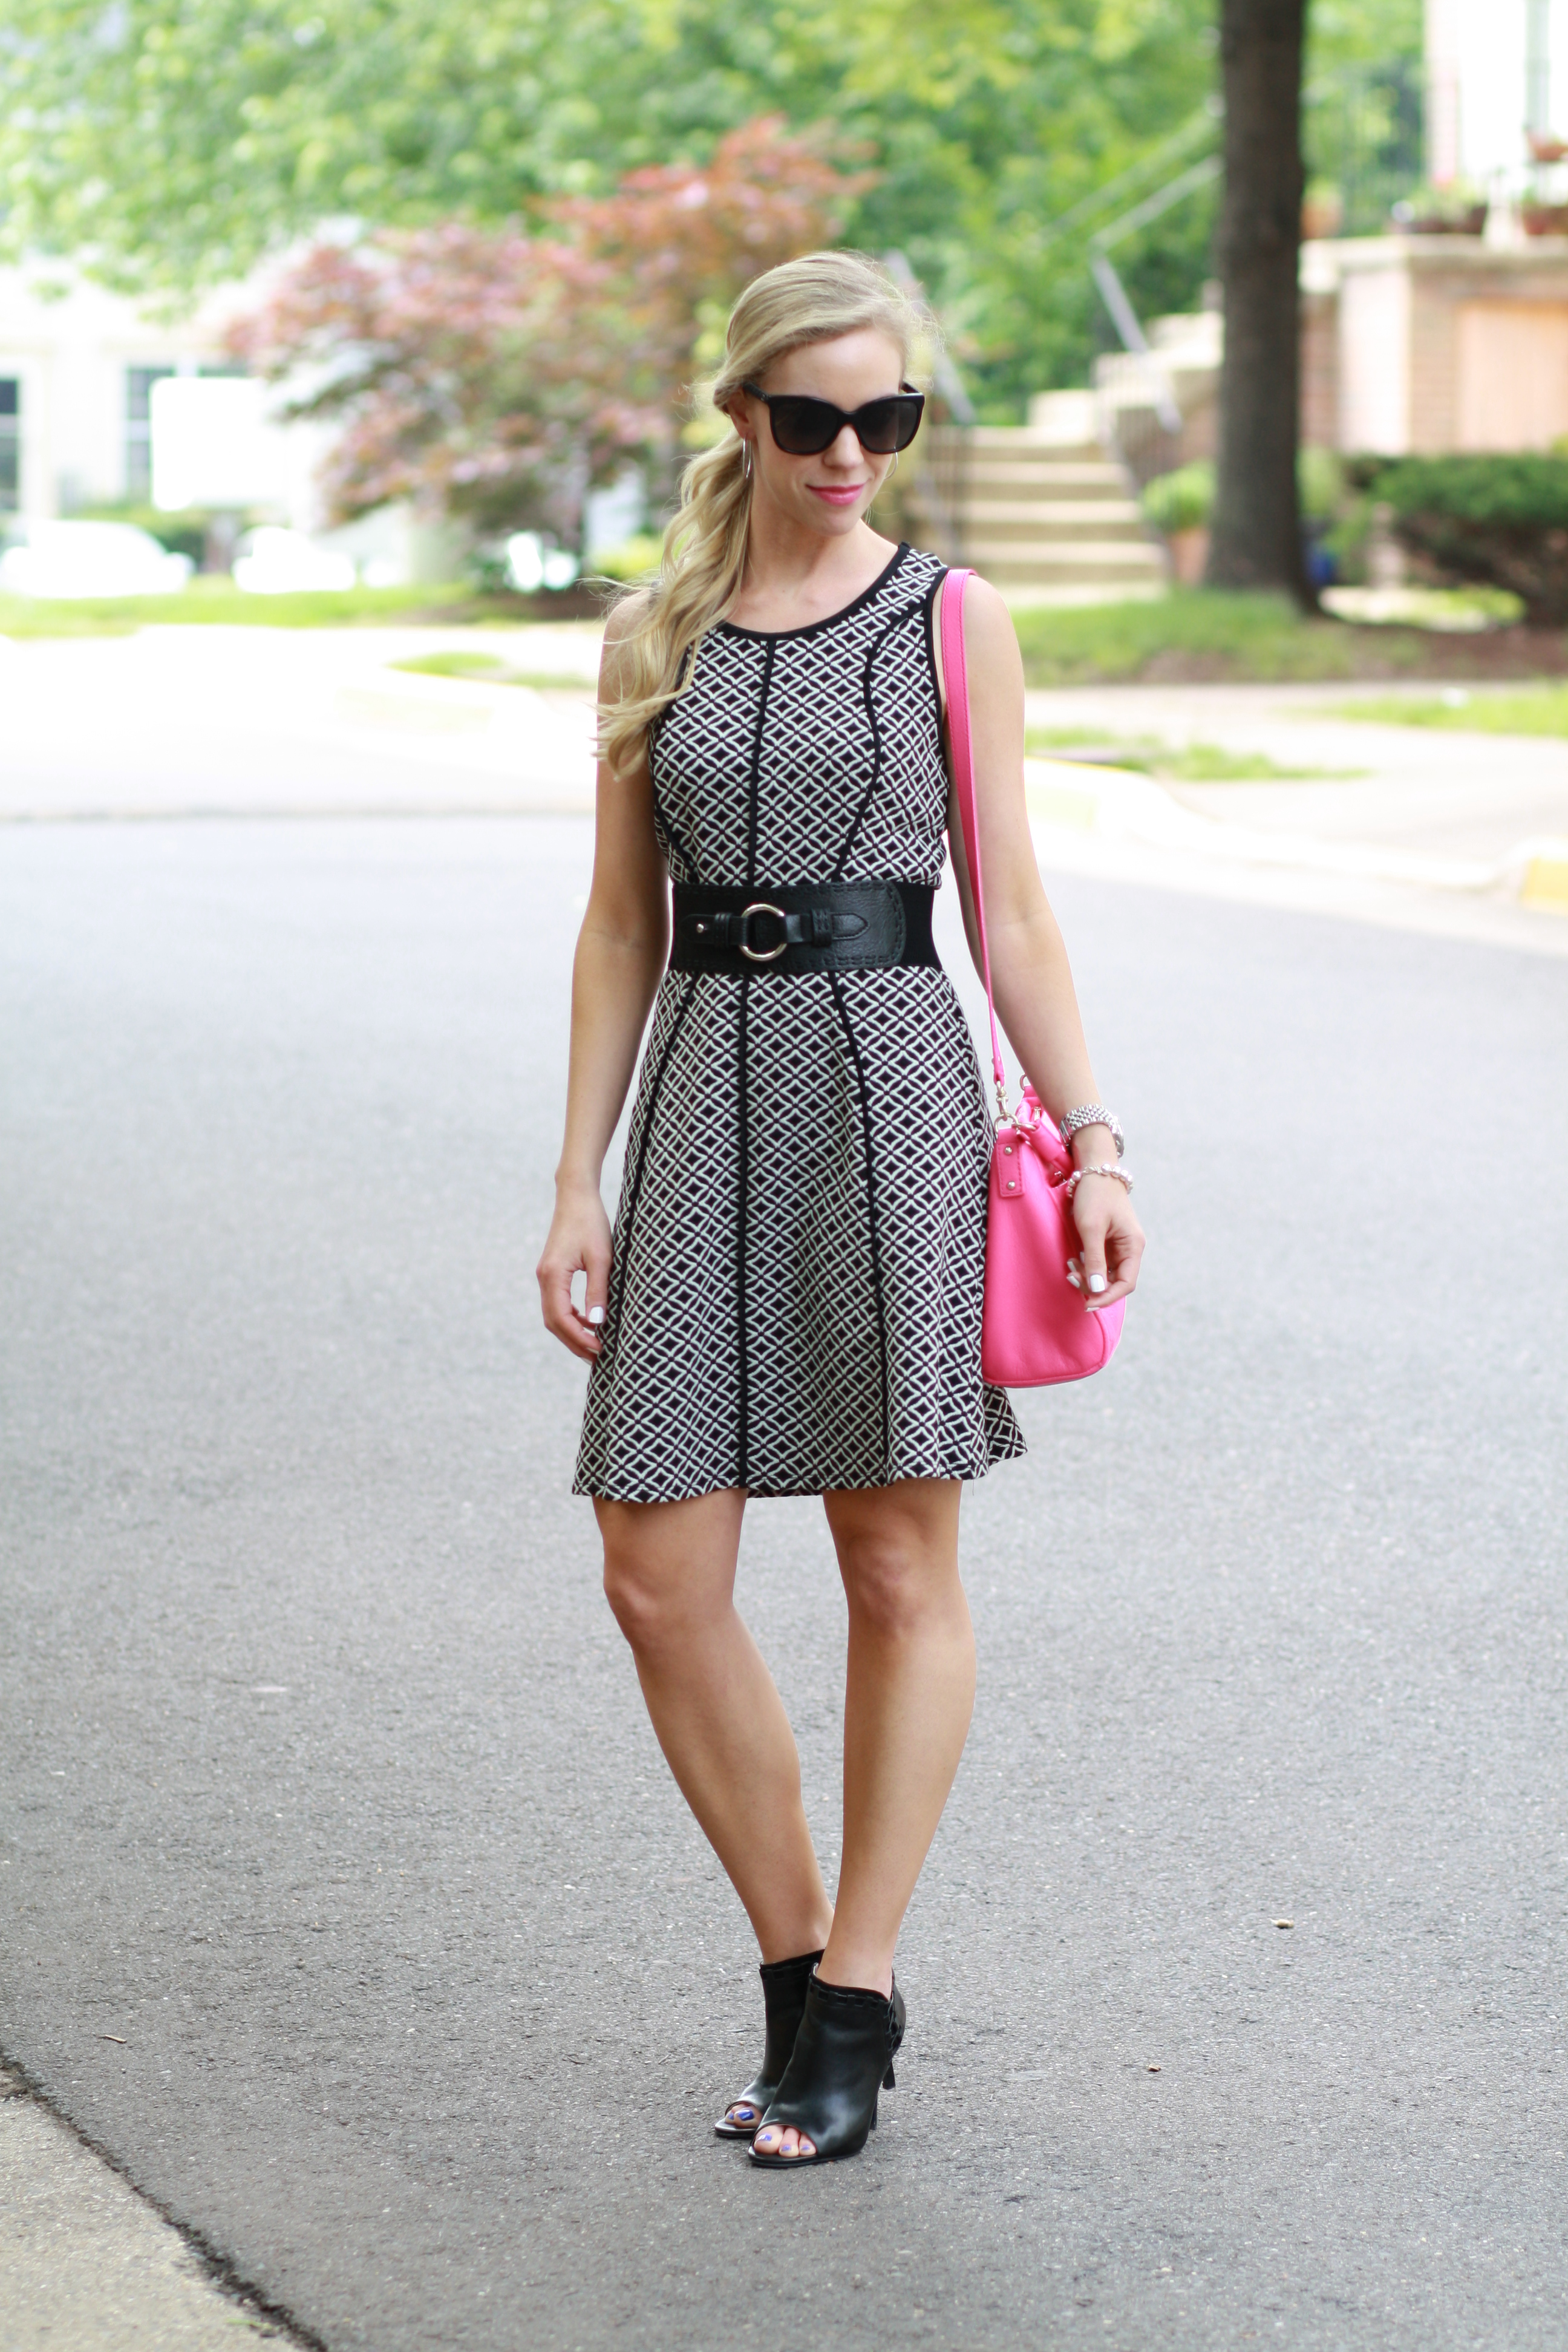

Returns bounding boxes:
[225,119,857,538]
[0,0,1423,410]
[2,0,1222,407]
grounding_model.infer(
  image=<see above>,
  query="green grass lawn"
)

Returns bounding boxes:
[1025,728,1365,782]
[0,577,597,636]
[5,577,1563,694]
[1330,684,1568,734]
[1010,588,1560,687]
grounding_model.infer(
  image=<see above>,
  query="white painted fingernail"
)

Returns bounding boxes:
[1088,1273,1106,1295]
[587,1306,605,1325]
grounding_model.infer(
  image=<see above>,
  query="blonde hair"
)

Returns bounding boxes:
[599,250,927,776]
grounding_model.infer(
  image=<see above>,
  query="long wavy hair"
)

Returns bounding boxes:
[599,250,928,776]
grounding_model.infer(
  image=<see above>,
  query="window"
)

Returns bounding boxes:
[0,377,19,511]
[125,365,174,501]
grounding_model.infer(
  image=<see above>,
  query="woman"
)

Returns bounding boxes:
[538,250,1143,2167]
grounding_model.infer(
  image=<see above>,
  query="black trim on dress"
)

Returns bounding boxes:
[734,634,776,1485]
[736,970,752,1487]
[923,568,959,861]
[829,972,891,1479]
[717,543,910,642]
[923,570,950,726]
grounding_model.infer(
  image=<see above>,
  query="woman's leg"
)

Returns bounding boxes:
[753,1476,973,2160]
[596,1490,834,1965]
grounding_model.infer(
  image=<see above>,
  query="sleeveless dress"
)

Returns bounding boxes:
[574,541,1025,1503]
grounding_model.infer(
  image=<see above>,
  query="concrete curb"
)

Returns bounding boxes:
[0,2056,318,2351]
[1024,757,1568,912]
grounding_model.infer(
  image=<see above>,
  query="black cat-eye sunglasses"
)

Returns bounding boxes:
[742,381,926,457]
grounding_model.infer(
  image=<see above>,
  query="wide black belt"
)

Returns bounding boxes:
[670,881,939,975]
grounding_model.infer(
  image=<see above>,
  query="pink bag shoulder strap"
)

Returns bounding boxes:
[939,566,1007,1111]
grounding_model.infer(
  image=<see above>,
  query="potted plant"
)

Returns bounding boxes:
[1527,129,1568,163]
[1391,182,1488,236]
[1141,462,1214,584]
[1521,200,1568,235]
[1302,181,1344,241]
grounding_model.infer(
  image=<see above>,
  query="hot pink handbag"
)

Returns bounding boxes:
[941,565,1126,1387]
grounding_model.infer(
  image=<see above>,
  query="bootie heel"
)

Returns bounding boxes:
[750,1973,905,2167]
[713,1949,823,2139]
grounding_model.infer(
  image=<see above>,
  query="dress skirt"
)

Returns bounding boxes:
[574,961,1024,1503]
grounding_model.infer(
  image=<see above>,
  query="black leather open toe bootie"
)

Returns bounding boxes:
[749,1973,906,2167]
[713,1949,824,2139]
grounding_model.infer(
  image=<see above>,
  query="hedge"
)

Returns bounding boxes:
[1367,456,1568,625]
[1372,454,1568,526]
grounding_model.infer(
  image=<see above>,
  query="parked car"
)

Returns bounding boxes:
[232,528,356,594]
[0,519,194,599]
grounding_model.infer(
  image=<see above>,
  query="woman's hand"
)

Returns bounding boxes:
[1068,1174,1144,1312]
[538,1180,615,1361]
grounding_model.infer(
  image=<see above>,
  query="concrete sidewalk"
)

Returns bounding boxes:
[0,2062,300,2348]
[1,622,1564,961]
[1023,675,1568,877]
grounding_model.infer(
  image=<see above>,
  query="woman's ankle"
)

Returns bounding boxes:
[815,1942,893,1999]
[757,1916,834,1967]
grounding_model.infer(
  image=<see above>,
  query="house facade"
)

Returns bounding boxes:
[1302,234,1568,454]
[0,267,231,518]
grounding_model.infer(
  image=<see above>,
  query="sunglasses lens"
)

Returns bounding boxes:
[762,391,925,456]
[767,397,840,456]
[852,400,895,454]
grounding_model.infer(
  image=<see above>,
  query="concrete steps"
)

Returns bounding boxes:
[905,426,1168,603]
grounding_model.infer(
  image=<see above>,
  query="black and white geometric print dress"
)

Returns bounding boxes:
[575,541,1025,1503]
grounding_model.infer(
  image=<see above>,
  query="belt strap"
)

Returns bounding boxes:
[670,882,939,975]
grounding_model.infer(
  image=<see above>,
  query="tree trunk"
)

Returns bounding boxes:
[1204,0,1312,604]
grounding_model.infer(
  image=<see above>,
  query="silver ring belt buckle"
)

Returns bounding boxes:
[738,901,789,964]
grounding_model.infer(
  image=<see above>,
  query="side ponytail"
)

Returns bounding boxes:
[599,250,927,776]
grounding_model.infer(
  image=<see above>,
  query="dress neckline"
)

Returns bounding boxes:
[717,541,911,641]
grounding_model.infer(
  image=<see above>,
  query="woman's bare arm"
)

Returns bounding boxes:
[936,577,1145,1309]
[536,610,671,1360]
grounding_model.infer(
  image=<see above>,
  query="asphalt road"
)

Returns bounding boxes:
[2,814,1566,2352]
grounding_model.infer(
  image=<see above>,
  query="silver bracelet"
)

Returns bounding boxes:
[1059,1104,1125,1158]
[1062,1163,1133,1202]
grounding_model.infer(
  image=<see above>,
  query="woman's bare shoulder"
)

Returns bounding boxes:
[930,569,1021,704]
[599,590,653,699]
[603,589,654,645]
[956,573,1023,684]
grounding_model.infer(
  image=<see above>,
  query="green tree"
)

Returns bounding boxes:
[0,0,1218,408]
[225,119,858,541]
[0,0,1425,416]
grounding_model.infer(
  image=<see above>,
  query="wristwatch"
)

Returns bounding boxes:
[1059,1104,1125,1158]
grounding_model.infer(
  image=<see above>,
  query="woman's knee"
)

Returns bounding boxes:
[828,1484,964,1639]
[596,1499,737,1656]
[601,1546,684,1653]
[837,1532,962,1641]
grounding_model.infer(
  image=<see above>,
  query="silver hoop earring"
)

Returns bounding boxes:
[891,449,901,475]
[743,440,753,483]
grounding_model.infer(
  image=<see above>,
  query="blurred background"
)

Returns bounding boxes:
[1,0,1566,644]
